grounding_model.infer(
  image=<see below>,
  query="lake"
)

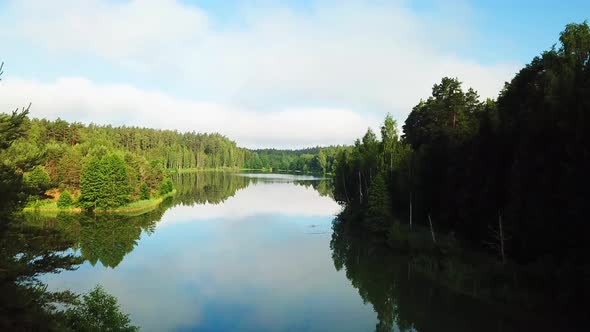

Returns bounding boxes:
[30,172,563,331]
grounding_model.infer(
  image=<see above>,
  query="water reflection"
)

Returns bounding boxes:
[25,200,171,268]
[330,215,564,332]
[173,172,251,206]
[36,173,364,331]
[20,172,587,331]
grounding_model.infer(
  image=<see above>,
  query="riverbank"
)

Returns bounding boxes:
[171,167,241,174]
[169,167,332,177]
[23,190,176,216]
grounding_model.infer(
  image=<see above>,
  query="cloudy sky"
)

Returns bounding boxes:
[0,0,587,148]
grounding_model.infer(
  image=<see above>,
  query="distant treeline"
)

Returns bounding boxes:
[245,146,347,174]
[333,21,590,278]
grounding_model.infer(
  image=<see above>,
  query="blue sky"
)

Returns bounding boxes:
[0,0,587,148]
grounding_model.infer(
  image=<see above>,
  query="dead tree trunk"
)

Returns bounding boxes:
[485,210,508,264]
[428,214,436,243]
[409,191,413,229]
[358,170,363,204]
[342,173,350,204]
[499,213,505,265]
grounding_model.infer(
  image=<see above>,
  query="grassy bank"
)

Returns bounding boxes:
[23,190,176,216]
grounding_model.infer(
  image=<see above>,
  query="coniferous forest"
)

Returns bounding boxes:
[332,22,590,314]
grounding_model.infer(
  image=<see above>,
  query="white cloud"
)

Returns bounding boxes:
[0,76,379,148]
[3,0,520,147]
[11,0,208,70]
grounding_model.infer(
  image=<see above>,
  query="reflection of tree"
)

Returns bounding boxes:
[294,179,333,198]
[172,172,252,206]
[27,173,334,270]
[330,213,532,332]
[79,217,142,268]
[174,172,335,205]
[331,216,412,332]
[25,204,168,269]
[0,214,82,329]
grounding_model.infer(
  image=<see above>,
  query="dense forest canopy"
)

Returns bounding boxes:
[332,22,590,302]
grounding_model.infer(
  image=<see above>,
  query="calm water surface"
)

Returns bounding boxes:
[33,173,551,331]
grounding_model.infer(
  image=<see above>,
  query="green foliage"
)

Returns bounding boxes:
[1,112,254,213]
[159,178,174,195]
[0,105,31,219]
[244,146,343,174]
[57,190,73,208]
[23,165,51,195]
[333,22,590,273]
[0,108,29,150]
[64,285,139,332]
[58,148,83,189]
[364,171,393,234]
[79,154,131,210]
[140,183,150,200]
[0,64,138,331]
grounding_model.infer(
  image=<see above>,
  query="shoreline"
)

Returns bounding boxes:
[23,190,176,216]
[171,167,331,177]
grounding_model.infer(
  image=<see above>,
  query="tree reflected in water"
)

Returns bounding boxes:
[24,173,333,269]
[24,199,171,269]
[173,172,253,206]
[330,213,568,332]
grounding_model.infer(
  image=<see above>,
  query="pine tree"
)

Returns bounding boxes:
[79,154,131,210]
[364,171,393,234]
[57,190,73,208]
[23,165,51,196]
[79,157,104,210]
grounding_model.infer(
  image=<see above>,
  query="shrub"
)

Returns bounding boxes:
[64,285,139,332]
[57,190,73,209]
[140,183,150,200]
[23,165,51,195]
[159,178,174,195]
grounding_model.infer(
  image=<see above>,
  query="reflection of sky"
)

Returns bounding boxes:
[160,181,341,226]
[237,173,328,181]
[42,178,374,331]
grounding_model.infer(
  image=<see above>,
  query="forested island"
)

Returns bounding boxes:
[1,21,589,331]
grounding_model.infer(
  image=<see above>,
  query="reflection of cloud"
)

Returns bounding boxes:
[160,182,341,227]
[41,180,373,331]
[42,261,204,331]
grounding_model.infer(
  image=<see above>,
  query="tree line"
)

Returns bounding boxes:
[5,114,340,210]
[2,115,255,210]
[332,21,590,279]
[245,146,347,174]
